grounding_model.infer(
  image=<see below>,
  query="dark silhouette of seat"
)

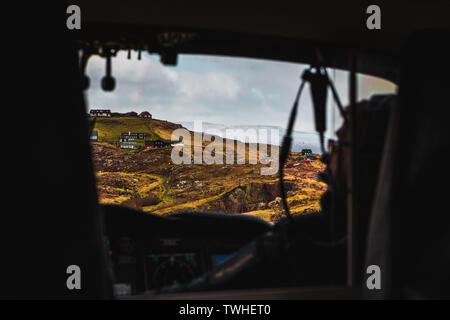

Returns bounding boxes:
[365,29,450,299]
[1,4,111,299]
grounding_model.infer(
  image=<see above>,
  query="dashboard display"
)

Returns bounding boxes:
[212,254,232,266]
[147,253,198,288]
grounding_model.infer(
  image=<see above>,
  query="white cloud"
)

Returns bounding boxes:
[177,72,240,101]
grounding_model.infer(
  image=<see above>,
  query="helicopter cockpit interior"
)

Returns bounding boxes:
[2,1,449,301]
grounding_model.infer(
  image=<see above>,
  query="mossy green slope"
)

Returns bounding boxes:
[93,117,162,142]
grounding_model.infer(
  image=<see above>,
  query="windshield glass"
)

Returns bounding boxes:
[86,52,396,223]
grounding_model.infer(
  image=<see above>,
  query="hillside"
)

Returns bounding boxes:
[92,116,183,145]
[91,116,327,223]
[180,121,322,153]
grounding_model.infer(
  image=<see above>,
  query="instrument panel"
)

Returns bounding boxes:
[102,205,272,296]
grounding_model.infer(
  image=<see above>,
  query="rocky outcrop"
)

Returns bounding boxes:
[224,187,247,213]
[208,181,297,214]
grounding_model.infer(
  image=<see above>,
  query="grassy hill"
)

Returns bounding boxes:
[91,117,183,144]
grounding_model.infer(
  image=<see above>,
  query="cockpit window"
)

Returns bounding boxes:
[86,53,396,223]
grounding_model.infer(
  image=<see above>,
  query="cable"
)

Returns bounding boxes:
[279,71,308,222]
[323,67,348,124]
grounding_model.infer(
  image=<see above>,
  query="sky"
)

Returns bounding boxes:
[85,51,396,138]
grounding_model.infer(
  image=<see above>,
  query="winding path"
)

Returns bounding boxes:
[161,176,169,198]
[138,173,169,200]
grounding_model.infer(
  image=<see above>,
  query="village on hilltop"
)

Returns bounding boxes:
[88,108,182,150]
[89,109,152,118]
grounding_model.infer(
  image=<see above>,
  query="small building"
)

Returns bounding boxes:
[145,139,181,148]
[124,111,138,117]
[119,141,138,150]
[90,109,111,117]
[145,140,169,148]
[120,132,146,141]
[90,130,98,141]
[139,111,152,118]
[300,148,318,160]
